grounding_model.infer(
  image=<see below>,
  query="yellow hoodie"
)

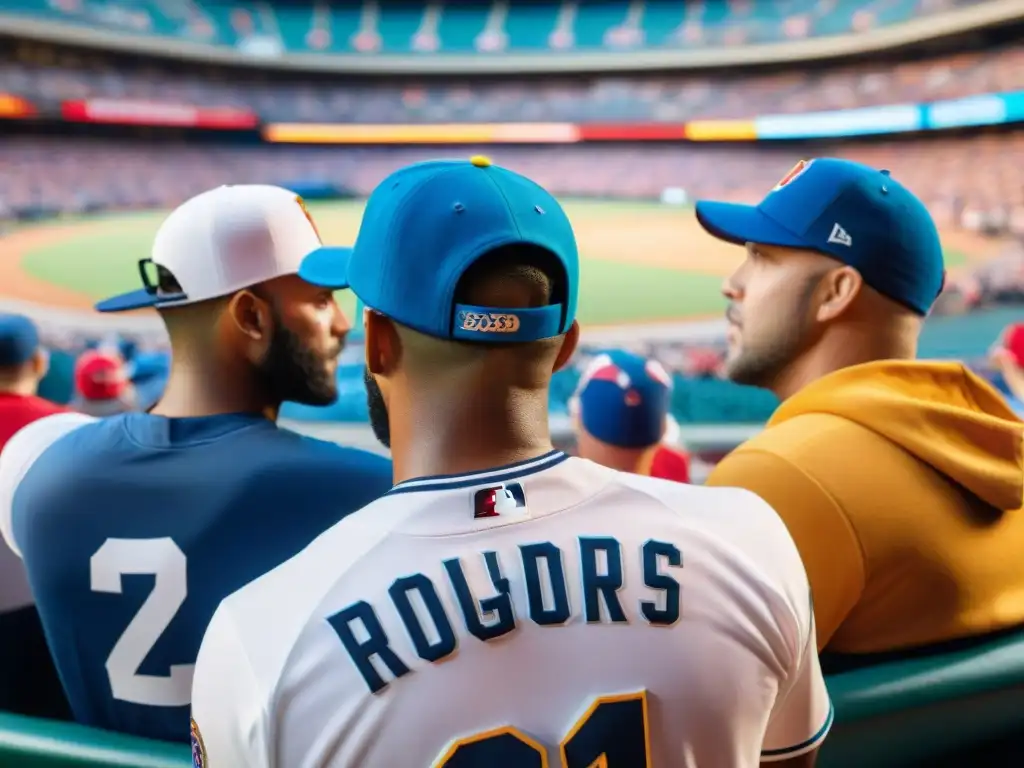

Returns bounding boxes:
[705,360,1024,655]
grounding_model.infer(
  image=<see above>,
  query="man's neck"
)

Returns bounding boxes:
[151,370,277,421]
[770,333,917,402]
[390,399,554,486]
[0,379,37,398]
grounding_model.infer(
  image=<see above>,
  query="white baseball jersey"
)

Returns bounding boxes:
[191,450,832,767]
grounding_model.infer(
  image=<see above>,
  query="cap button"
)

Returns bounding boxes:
[470,155,492,168]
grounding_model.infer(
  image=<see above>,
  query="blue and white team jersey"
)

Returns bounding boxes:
[0,412,393,742]
[191,452,832,768]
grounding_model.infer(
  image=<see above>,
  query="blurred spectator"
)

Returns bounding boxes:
[990,322,1024,416]
[0,313,69,720]
[0,314,66,449]
[570,350,690,481]
[69,348,138,417]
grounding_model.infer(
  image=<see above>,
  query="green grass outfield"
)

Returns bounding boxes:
[17,200,969,326]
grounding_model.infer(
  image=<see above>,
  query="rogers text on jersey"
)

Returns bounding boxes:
[326,537,681,694]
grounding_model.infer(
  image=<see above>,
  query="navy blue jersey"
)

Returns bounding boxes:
[0,412,391,742]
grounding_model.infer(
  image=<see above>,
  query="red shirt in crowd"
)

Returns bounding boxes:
[646,444,691,483]
[0,393,67,452]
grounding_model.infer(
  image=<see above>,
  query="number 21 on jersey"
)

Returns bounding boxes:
[434,690,651,767]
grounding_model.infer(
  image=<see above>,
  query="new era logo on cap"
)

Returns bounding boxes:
[827,223,852,247]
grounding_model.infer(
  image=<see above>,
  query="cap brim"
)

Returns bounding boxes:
[298,246,351,290]
[695,201,809,249]
[95,288,163,313]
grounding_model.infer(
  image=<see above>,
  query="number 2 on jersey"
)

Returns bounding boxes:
[89,538,193,707]
[435,691,650,767]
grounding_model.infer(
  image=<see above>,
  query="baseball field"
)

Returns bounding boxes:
[0,199,993,327]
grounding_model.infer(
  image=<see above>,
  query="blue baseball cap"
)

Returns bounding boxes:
[334,156,578,343]
[0,313,40,367]
[573,350,674,448]
[97,185,350,313]
[695,158,944,316]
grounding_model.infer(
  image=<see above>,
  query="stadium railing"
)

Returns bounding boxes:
[0,712,189,767]
[821,627,1024,767]
[0,628,1021,766]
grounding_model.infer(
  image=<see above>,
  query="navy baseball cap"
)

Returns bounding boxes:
[573,350,674,448]
[695,158,944,316]
[96,185,351,312]
[0,313,40,367]
[333,156,579,343]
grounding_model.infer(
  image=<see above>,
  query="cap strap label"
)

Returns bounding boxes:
[451,303,563,343]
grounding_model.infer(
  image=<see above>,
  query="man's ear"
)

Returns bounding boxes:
[364,310,400,376]
[227,290,271,341]
[553,320,580,373]
[815,266,863,323]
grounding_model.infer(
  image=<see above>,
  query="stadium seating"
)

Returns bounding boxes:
[822,629,1024,767]
[0,0,981,54]
[4,37,1024,124]
[0,627,1020,766]
[3,136,1023,231]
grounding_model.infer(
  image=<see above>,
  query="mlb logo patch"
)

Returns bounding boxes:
[474,482,527,519]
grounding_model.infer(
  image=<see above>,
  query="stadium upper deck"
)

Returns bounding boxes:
[0,0,1004,57]
[3,33,1023,124]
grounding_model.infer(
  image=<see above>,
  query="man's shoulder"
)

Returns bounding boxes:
[267,428,391,472]
[227,491,414,607]
[731,411,884,465]
[615,468,806,589]
[0,412,100,557]
[2,412,100,478]
[613,468,780,525]
[214,495,413,681]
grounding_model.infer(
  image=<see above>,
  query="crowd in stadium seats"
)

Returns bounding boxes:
[4,37,1024,124]
[0,0,986,53]
[3,134,1024,234]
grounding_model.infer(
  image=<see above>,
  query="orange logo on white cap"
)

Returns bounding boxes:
[295,196,322,243]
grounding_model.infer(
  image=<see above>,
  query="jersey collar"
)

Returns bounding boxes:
[387,450,569,496]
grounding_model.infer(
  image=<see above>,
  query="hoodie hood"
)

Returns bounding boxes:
[769,360,1024,511]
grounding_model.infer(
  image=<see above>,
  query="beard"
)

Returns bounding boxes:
[364,366,391,448]
[256,314,339,406]
[725,330,804,388]
[724,279,819,389]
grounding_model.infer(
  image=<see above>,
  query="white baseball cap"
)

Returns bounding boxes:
[95,184,351,313]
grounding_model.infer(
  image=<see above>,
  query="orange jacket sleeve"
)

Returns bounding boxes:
[705,448,865,650]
